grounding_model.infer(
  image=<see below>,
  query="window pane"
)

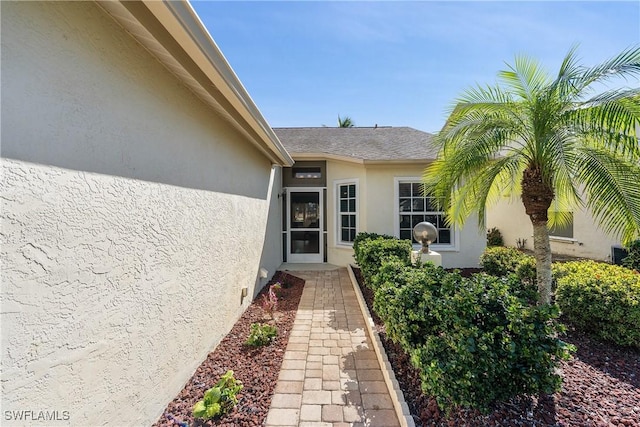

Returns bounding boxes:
[550,212,573,238]
[425,197,435,211]
[399,183,411,197]
[400,215,411,228]
[412,182,424,197]
[348,199,356,212]
[340,185,348,198]
[340,199,348,212]
[425,214,438,225]
[342,229,350,242]
[350,229,356,241]
[412,198,424,212]
[348,185,356,198]
[349,215,356,227]
[293,167,321,179]
[438,229,451,244]
[399,229,412,240]
[341,215,349,227]
[399,198,411,212]
[291,231,320,253]
[412,215,425,227]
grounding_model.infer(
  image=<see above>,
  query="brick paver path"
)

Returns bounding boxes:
[266,268,401,427]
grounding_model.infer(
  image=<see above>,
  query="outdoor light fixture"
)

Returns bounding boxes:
[413,221,438,253]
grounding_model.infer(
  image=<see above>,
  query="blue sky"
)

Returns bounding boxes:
[191,1,640,133]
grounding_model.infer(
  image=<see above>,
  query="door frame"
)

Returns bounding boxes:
[285,187,324,263]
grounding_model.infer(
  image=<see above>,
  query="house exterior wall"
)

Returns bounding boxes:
[1,2,280,425]
[324,162,486,268]
[487,197,621,261]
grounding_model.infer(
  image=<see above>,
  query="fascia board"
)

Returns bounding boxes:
[100,0,293,167]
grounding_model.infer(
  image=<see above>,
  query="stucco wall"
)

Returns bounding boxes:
[1,2,280,425]
[487,197,621,261]
[324,162,485,268]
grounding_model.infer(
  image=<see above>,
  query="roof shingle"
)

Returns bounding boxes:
[273,127,437,162]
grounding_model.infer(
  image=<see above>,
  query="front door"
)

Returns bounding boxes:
[287,189,323,263]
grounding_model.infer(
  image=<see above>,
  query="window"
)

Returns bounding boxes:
[549,212,574,238]
[293,167,321,179]
[397,180,453,246]
[336,181,357,244]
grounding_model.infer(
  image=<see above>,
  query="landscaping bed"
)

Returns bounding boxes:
[154,271,304,427]
[353,266,640,427]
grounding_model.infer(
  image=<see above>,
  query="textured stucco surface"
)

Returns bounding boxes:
[1,2,281,425]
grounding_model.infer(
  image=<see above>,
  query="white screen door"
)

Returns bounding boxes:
[287,189,323,263]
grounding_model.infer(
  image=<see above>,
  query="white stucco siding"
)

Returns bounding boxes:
[326,161,367,266]
[1,2,280,425]
[488,198,621,261]
[323,162,485,268]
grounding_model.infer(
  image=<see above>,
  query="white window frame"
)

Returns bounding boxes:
[334,178,359,247]
[393,177,459,252]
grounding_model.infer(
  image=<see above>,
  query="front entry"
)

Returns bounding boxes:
[287,189,323,263]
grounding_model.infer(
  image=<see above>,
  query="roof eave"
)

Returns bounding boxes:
[97,0,293,167]
[289,153,434,165]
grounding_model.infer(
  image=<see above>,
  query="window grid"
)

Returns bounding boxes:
[338,183,357,243]
[398,182,451,244]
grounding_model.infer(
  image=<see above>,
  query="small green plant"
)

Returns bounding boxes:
[516,238,528,250]
[486,227,504,246]
[622,239,640,271]
[261,284,279,319]
[245,323,277,346]
[192,370,243,420]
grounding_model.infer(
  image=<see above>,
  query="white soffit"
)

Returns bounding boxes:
[96,0,293,167]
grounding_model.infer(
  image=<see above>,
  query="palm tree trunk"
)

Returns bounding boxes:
[532,222,552,305]
[521,165,555,305]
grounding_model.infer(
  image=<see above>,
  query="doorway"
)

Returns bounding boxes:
[286,189,323,263]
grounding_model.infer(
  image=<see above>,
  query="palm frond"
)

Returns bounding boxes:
[575,45,640,91]
[499,55,551,102]
[575,147,640,244]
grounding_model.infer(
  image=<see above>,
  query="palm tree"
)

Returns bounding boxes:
[424,46,640,305]
[338,115,354,127]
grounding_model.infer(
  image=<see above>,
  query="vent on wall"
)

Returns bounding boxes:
[611,245,628,265]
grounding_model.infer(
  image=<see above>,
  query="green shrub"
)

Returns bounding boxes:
[480,246,527,276]
[373,261,448,351]
[352,232,396,266]
[622,239,640,271]
[409,273,573,413]
[555,260,640,348]
[356,237,412,286]
[486,227,504,246]
[192,370,243,420]
[245,323,277,347]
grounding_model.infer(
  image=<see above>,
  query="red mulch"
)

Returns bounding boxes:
[353,267,640,427]
[153,271,305,427]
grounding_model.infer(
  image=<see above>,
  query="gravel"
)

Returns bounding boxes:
[153,271,305,427]
[354,267,640,427]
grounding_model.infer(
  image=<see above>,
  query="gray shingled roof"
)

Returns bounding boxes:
[273,127,438,162]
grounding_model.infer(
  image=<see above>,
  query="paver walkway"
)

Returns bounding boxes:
[265,268,401,427]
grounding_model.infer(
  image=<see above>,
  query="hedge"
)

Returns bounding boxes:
[479,246,529,276]
[555,260,640,348]
[371,261,572,413]
[353,234,412,286]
